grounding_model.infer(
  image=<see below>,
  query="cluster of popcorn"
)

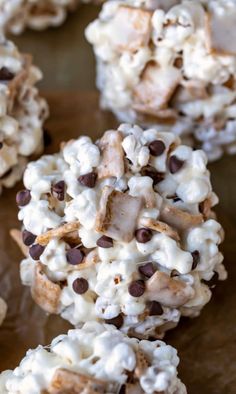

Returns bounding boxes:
[0,37,48,194]
[86,0,236,161]
[0,321,186,394]
[14,123,226,339]
[0,0,105,34]
[0,0,80,34]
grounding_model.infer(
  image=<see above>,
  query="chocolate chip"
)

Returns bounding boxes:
[43,128,52,147]
[66,248,84,265]
[138,262,155,278]
[174,57,183,69]
[148,336,158,342]
[135,228,152,243]
[168,155,185,174]
[148,140,165,156]
[105,314,124,329]
[22,230,36,246]
[78,172,97,188]
[96,235,113,248]
[0,67,15,81]
[52,181,65,201]
[0,142,3,149]
[29,244,45,260]
[148,301,163,316]
[141,165,164,185]
[72,278,89,294]
[191,250,200,270]
[204,272,219,288]
[16,190,31,206]
[173,196,181,203]
[128,280,145,297]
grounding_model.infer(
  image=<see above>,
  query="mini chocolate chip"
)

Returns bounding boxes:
[66,248,84,265]
[128,280,145,297]
[149,301,163,316]
[52,180,65,201]
[148,336,158,342]
[118,385,126,394]
[29,244,45,260]
[173,196,181,203]
[96,235,113,248]
[16,190,31,207]
[168,155,185,174]
[135,228,152,243]
[0,67,15,81]
[148,140,165,156]
[141,165,165,185]
[138,262,155,278]
[78,172,97,188]
[72,278,89,294]
[105,314,124,329]
[0,142,3,149]
[191,250,200,270]
[22,230,36,246]
[204,272,219,288]
[43,128,52,147]
[174,57,183,69]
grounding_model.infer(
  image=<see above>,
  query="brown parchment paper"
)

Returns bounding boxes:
[0,92,235,393]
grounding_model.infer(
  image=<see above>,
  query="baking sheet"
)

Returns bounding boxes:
[0,91,235,393]
[0,3,235,392]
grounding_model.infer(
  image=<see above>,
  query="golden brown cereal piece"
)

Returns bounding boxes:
[36,221,80,246]
[205,9,236,56]
[134,62,181,115]
[63,231,81,246]
[138,217,180,242]
[154,320,179,339]
[126,383,145,394]
[8,55,32,112]
[146,271,193,308]
[97,130,125,179]
[161,203,203,231]
[47,368,109,394]
[134,350,149,378]
[10,228,28,257]
[138,108,177,126]
[199,198,215,219]
[110,5,152,53]
[96,186,143,242]
[31,262,61,314]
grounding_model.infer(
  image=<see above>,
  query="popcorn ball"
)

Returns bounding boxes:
[14,123,226,339]
[86,0,236,161]
[0,321,186,394]
[0,37,48,194]
[0,0,102,34]
[0,0,79,34]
